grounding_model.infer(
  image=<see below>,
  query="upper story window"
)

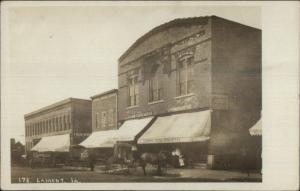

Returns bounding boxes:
[177,56,195,96]
[128,76,139,107]
[149,75,163,102]
[95,112,100,129]
[101,111,107,128]
[108,109,114,127]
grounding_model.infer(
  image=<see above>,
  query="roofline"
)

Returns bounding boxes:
[118,15,261,63]
[118,16,210,62]
[24,97,91,119]
[90,89,118,99]
[211,15,261,31]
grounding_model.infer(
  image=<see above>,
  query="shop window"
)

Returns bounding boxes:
[177,56,195,96]
[128,76,139,107]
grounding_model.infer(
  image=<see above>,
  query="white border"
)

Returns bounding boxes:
[1,1,299,190]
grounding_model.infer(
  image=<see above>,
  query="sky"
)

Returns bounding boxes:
[2,3,261,144]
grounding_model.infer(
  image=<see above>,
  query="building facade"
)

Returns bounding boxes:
[118,16,261,168]
[91,89,118,132]
[24,98,92,154]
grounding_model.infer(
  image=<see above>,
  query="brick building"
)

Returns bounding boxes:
[91,89,118,132]
[117,16,261,168]
[79,90,118,159]
[24,98,92,154]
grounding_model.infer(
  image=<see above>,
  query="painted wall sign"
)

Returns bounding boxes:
[124,110,153,120]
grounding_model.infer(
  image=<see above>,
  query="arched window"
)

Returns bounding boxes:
[42,121,45,134]
[47,119,50,133]
[62,115,65,130]
[55,117,58,131]
[59,116,63,131]
[68,114,71,129]
[52,118,54,132]
[33,123,35,136]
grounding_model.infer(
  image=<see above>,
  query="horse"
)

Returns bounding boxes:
[139,151,170,176]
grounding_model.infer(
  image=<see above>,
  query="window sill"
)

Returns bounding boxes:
[148,100,164,105]
[174,93,196,100]
[126,105,139,110]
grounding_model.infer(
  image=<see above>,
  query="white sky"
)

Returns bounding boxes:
[2,3,261,144]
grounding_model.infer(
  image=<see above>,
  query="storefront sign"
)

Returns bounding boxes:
[168,104,192,112]
[124,111,153,120]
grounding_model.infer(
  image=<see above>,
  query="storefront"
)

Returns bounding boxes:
[138,110,211,166]
[114,117,155,162]
[30,133,71,167]
[79,117,155,163]
[79,130,118,162]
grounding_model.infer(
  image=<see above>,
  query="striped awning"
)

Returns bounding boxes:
[79,130,118,148]
[138,110,211,144]
[116,117,154,142]
[31,134,70,152]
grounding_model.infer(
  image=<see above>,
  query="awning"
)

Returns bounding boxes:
[79,130,118,148]
[138,110,211,144]
[31,134,70,152]
[249,118,262,136]
[116,117,154,142]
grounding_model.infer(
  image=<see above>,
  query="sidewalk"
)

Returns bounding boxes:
[165,167,262,182]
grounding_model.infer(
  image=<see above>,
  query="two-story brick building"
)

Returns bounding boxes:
[79,90,118,159]
[24,98,92,155]
[117,16,261,169]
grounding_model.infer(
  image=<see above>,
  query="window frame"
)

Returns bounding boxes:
[101,111,107,128]
[128,75,139,107]
[149,75,163,103]
[177,55,195,96]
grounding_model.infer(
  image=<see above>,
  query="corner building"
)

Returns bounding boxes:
[118,16,261,169]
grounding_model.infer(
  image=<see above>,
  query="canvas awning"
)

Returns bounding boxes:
[116,117,154,142]
[249,118,262,136]
[31,134,70,152]
[138,110,211,144]
[79,130,118,148]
